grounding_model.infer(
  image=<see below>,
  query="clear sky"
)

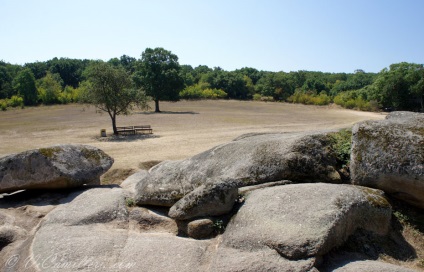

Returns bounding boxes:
[1,0,424,73]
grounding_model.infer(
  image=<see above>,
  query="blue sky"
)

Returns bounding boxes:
[1,0,423,73]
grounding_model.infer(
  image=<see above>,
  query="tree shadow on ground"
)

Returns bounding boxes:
[94,134,160,142]
[137,111,199,115]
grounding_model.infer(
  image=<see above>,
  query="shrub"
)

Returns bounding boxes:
[0,100,7,111]
[334,90,380,111]
[7,95,24,108]
[253,93,262,101]
[328,128,352,166]
[180,83,227,99]
[287,91,331,106]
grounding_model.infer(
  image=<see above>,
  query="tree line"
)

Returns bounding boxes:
[1,48,423,115]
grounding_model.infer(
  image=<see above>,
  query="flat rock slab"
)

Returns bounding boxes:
[135,132,341,206]
[350,111,424,208]
[221,183,392,260]
[0,145,113,193]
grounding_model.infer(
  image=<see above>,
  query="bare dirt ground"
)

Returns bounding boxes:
[0,100,385,170]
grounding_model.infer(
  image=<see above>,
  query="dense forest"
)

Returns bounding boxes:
[1,50,423,112]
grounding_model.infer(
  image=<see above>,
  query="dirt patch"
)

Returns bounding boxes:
[0,100,385,171]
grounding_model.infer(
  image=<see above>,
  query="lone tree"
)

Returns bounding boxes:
[134,47,184,112]
[83,61,148,134]
[12,68,38,105]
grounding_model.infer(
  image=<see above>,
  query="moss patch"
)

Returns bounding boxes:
[38,147,62,158]
[359,187,391,209]
[81,147,102,164]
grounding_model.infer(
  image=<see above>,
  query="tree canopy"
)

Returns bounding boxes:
[134,47,184,112]
[0,51,423,112]
[83,61,148,134]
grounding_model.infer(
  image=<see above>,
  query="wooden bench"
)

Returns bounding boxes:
[134,125,153,134]
[116,126,136,135]
[116,125,153,135]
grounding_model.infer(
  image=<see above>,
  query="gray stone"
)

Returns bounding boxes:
[129,207,177,234]
[0,144,114,193]
[331,260,417,272]
[135,132,341,206]
[45,187,128,226]
[31,224,212,272]
[209,245,318,272]
[351,111,424,208]
[168,179,238,220]
[120,170,149,197]
[221,183,391,260]
[187,218,214,239]
[238,180,292,195]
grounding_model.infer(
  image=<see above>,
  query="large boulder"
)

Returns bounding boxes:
[0,144,113,193]
[135,132,341,206]
[27,187,213,272]
[350,111,424,209]
[220,183,391,260]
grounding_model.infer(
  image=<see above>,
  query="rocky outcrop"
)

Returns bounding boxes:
[351,111,424,209]
[221,183,391,260]
[0,144,113,193]
[168,179,239,220]
[134,132,341,206]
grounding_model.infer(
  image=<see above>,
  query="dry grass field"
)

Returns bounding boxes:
[0,100,385,171]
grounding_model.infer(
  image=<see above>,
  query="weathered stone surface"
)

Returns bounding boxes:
[331,260,417,272]
[45,187,128,226]
[0,225,27,250]
[221,183,391,260]
[351,111,424,209]
[0,145,114,193]
[187,218,214,239]
[31,224,211,272]
[209,245,318,272]
[129,207,177,234]
[168,179,238,220]
[238,180,292,195]
[135,132,341,206]
[120,170,149,197]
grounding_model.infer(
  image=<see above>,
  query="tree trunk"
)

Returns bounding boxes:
[154,100,161,113]
[111,114,118,135]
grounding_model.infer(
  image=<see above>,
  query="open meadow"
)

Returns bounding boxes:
[0,100,385,172]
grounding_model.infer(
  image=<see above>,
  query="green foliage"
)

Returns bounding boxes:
[8,95,24,108]
[212,219,225,234]
[369,62,424,111]
[125,198,136,207]
[13,68,38,105]
[134,47,184,112]
[84,61,149,134]
[252,93,262,101]
[0,100,7,111]
[333,90,379,111]
[287,91,331,105]
[179,82,227,99]
[37,72,63,105]
[328,129,352,166]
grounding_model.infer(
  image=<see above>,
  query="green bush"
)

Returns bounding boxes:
[328,128,352,166]
[0,100,7,111]
[7,95,24,108]
[334,90,379,111]
[253,93,262,101]
[287,91,331,105]
[180,83,227,99]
